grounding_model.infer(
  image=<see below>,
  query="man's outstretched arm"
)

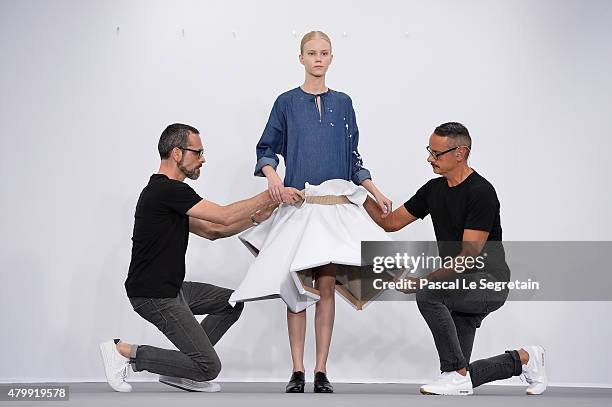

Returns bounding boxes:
[364,196,418,232]
[187,188,303,226]
[188,203,279,240]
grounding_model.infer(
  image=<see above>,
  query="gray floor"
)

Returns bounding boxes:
[3,382,611,407]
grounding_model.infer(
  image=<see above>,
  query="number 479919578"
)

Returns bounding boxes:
[3,386,68,400]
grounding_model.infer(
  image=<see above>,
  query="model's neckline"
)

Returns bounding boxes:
[299,86,331,96]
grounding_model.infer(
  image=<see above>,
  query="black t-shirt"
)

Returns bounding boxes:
[125,174,203,298]
[404,171,508,278]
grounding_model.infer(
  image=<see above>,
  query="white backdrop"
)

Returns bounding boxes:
[1,0,611,386]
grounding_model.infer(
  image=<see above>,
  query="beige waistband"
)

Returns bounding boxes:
[304,195,351,205]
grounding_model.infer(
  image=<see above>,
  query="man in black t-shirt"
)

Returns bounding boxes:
[364,122,547,396]
[100,123,303,393]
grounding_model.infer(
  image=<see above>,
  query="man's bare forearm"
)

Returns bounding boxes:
[211,218,254,240]
[218,191,272,225]
[190,216,255,240]
[215,203,277,238]
[364,196,412,232]
[190,202,279,240]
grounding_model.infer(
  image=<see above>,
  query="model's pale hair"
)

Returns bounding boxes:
[300,31,332,54]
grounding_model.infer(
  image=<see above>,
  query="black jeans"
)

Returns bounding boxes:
[128,281,244,381]
[416,271,522,388]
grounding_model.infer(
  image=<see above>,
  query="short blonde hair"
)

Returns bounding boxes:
[300,31,332,54]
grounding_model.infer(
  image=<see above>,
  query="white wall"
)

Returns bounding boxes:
[1,0,611,386]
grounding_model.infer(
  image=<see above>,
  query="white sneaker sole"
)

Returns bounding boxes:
[159,378,220,393]
[420,387,473,395]
[526,384,547,395]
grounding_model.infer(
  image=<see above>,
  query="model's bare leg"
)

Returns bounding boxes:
[287,307,306,372]
[314,264,336,373]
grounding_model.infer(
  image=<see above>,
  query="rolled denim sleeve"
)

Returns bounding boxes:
[255,98,286,177]
[348,101,372,185]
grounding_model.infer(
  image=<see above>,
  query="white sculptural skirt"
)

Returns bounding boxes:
[229,179,392,313]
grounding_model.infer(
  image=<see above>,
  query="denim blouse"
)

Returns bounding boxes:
[254,87,372,190]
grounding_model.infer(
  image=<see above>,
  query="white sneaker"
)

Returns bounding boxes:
[99,339,132,393]
[420,371,473,395]
[159,375,221,392]
[521,345,547,395]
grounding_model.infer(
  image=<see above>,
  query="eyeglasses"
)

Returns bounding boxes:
[426,145,470,160]
[179,147,204,159]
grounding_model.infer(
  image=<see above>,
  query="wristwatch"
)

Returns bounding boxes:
[250,213,259,226]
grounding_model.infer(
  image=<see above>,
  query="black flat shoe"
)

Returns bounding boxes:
[285,371,305,393]
[313,371,334,393]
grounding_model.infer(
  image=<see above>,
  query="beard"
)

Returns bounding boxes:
[178,158,201,180]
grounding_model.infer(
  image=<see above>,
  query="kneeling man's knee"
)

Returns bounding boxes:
[192,355,222,381]
[207,358,222,380]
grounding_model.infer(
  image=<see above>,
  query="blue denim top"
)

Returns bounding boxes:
[254,87,372,190]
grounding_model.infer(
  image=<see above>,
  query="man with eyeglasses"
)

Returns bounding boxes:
[364,122,547,396]
[100,123,303,393]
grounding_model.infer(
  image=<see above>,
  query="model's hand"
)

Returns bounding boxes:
[266,172,285,204]
[373,191,393,218]
[282,187,305,205]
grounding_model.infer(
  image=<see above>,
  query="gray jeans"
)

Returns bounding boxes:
[128,281,244,381]
[416,271,523,388]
